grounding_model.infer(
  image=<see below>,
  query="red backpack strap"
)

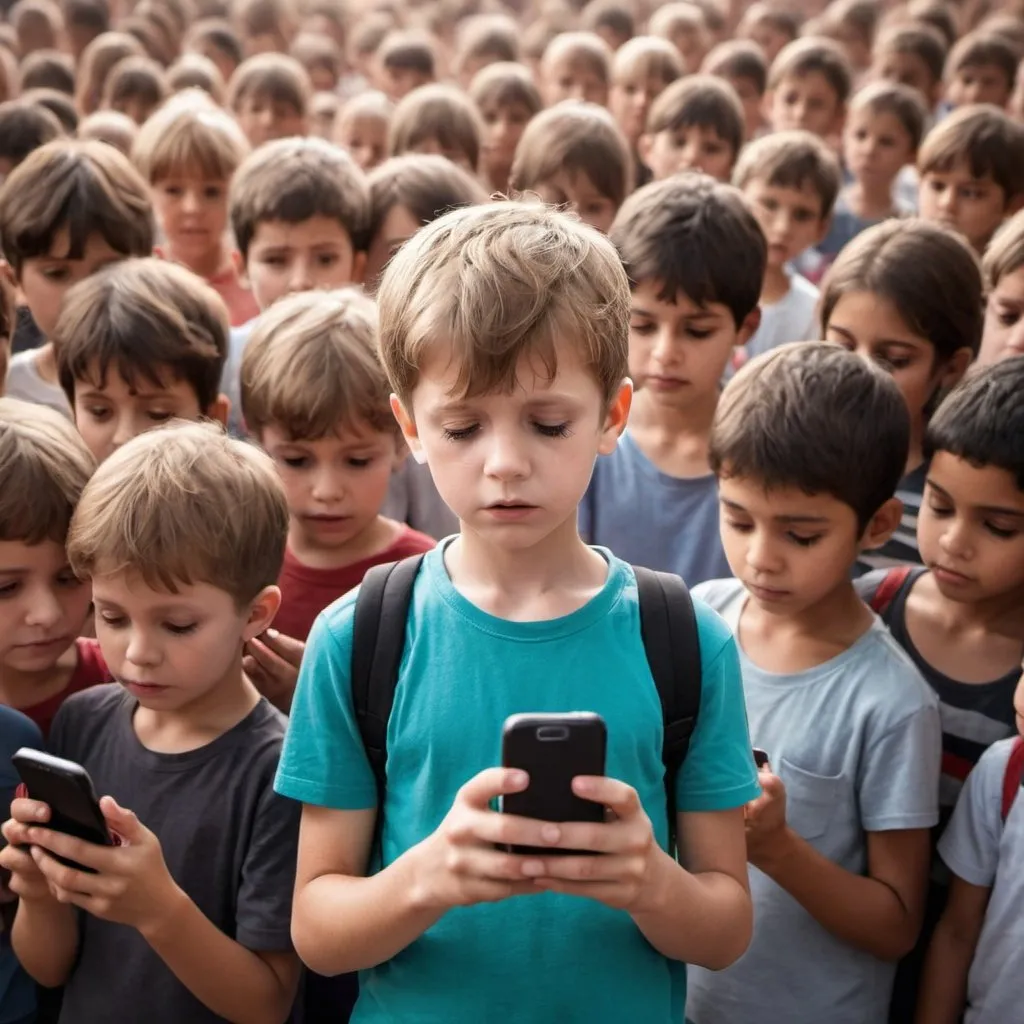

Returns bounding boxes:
[1001,737,1024,823]
[869,566,915,616]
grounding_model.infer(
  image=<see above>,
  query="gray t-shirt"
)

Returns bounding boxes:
[687,578,942,1024]
[578,430,730,585]
[5,349,70,418]
[381,459,459,541]
[221,320,253,438]
[745,273,820,361]
[49,684,300,1024]
[938,737,1024,1024]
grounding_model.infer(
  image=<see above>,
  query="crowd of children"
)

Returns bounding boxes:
[0,0,1022,1021]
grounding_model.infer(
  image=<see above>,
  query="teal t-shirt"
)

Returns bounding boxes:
[275,544,759,1024]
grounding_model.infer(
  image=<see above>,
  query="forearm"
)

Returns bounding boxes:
[631,848,752,969]
[913,918,975,1024]
[11,898,78,987]
[757,829,920,960]
[141,886,297,1024]
[293,846,444,976]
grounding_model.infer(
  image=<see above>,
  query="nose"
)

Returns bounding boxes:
[311,466,343,503]
[125,628,161,668]
[746,530,782,575]
[110,411,136,453]
[939,517,973,560]
[651,324,678,364]
[181,189,200,214]
[24,586,63,630]
[483,428,530,482]
[938,188,958,214]
[569,83,588,101]
[1007,319,1024,353]
[288,257,314,293]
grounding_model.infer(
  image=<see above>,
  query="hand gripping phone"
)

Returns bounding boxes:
[11,749,114,872]
[500,712,607,856]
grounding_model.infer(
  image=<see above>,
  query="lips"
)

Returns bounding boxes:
[933,564,973,585]
[14,635,70,651]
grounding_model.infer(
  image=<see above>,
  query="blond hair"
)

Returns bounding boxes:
[0,396,95,545]
[67,421,288,605]
[240,288,394,440]
[132,89,250,184]
[377,200,629,411]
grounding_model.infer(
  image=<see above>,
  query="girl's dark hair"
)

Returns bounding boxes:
[819,219,984,364]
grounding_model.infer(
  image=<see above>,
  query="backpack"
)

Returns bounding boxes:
[868,565,915,616]
[350,555,702,850]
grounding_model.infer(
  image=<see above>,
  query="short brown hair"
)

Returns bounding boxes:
[165,53,227,103]
[54,258,229,409]
[710,342,910,530]
[76,109,139,155]
[101,55,169,122]
[186,18,244,70]
[611,174,766,328]
[703,39,768,95]
[468,61,542,116]
[23,88,78,133]
[733,129,842,218]
[132,89,249,183]
[388,83,483,171]
[378,30,436,77]
[0,396,95,545]
[648,2,709,64]
[227,52,312,117]
[849,79,928,151]
[541,31,612,84]
[872,23,948,86]
[983,208,1024,289]
[368,154,488,247]
[19,48,75,94]
[581,0,635,45]
[646,74,744,157]
[769,36,854,105]
[229,136,370,258]
[290,31,342,85]
[241,288,393,439]
[0,138,154,277]
[510,102,632,210]
[918,104,1024,201]
[455,14,519,73]
[377,199,630,411]
[612,36,684,86]
[946,31,1018,89]
[820,219,984,363]
[67,421,288,606]
[75,31,145,116]
[0,100,64,171]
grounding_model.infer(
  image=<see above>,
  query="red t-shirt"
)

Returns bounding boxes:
[19,638,112,738]
[275,526,436,641]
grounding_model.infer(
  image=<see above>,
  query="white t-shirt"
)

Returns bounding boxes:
[5,349,71,418]
[746,272,820,361]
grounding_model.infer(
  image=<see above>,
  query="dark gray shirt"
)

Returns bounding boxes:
[50,685,300,1024]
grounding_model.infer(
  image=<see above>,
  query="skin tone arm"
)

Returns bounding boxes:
[292,768,753,977]
[746,771,931,961]
[914,876,991,1024]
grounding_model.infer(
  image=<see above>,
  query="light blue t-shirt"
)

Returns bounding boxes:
[687,578,941,1024]
[276,543,760,1024]
[578,431,731,586]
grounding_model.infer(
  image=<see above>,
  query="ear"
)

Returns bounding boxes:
[206,393,230,427]
[242,584,282,641]
[939,346,974,390]
[390,393,426,464]
[597,378,633,455]
[351,250,367,285]
[0,258,14,288]
[736,307,761,348]
[858,496,903,552]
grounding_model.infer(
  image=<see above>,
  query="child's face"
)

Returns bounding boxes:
[767,71,844,138]
[725,73,764,140]
[824,290,969,433]
[404,135,475,174]
[543,55,609,107]
[628,278,755,409]
[0,538,91,675]
[364,203,423,294]
[378,64,432,101]
[189,40,238,85]
[234,92,308,149]
[243,215,359,310]
[873,49,940,109]
[842,106,915,192]
[980,264,1024,365]
[72,363,219,463]
[333,111,388,172]
[743,179,827,271]
[532,169,618,234]
[111,95,160,127]
[261,421,401,564]
[917,451,1024,606]
[740,20,790,67]
[18,230,126,339]
[918,163,1012,253]
[609,70,673,145]
[946,64,1012,110]
[151,175,230,269]
[718,474,873,614]
[92,570,276,710]
[479,99,534,183]
[395,337,629,553]
[641,124,735,182]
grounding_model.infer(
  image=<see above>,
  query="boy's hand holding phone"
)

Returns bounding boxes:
[19,796,184,935]
[743,764,793,871]
[0,798,63,904]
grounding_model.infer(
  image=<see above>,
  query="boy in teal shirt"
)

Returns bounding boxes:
[275,201,760,1023]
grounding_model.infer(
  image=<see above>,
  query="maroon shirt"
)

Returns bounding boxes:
[20,638,111,738]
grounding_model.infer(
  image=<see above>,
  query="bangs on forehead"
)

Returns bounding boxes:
[79,351,178,396]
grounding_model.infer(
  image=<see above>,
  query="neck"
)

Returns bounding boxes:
[288,516,400,571]
[925,575,1024,643]
[629,387,718,440]
[846,180,895,219]
[761,264,790,304]
[169,239,228,281]
[131,654,260,754]
[32,342,58,385]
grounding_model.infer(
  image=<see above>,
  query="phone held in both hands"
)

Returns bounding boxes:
[500,712,607,856]
[11,748,112,872]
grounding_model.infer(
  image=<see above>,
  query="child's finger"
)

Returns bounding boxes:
[571,776,640,817]
[260,628,305,666]
[457,768,529,810]
[246,637,290,676]
[10,798,50,824]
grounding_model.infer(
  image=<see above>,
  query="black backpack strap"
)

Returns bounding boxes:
[351,555,425,810]
[634,566,702,850]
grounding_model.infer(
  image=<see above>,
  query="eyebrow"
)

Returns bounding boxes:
[631,304,722,321]
[431,394,583,415]
[720,497,829,524]
[825,324,920,349]
[927,479,1024,518]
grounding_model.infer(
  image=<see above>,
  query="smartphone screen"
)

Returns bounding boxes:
[753,748,770,770]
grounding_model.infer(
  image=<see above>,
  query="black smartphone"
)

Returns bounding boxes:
[753,748,770,770]
[11,749,111,872]
[500,712,607,856]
